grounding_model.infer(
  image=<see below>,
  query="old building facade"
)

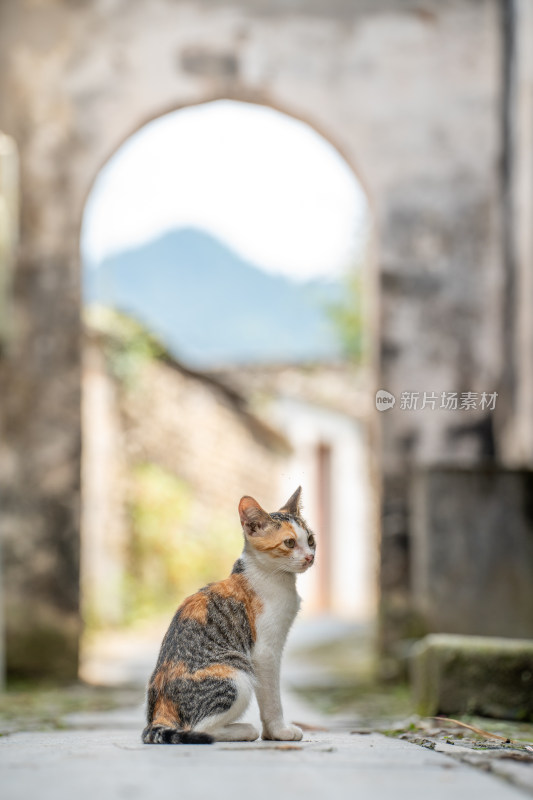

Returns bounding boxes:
[1,0,532,676]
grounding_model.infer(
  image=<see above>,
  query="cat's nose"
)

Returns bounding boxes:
[304,554,314,564]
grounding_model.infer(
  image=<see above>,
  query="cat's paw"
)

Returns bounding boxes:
[262,723,303,741]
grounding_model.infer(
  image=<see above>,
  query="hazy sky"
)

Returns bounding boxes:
[81,100,367,281]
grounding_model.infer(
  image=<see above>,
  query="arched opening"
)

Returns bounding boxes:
[79,99,374,679]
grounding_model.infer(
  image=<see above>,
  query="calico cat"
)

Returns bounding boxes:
[142,486,316,744]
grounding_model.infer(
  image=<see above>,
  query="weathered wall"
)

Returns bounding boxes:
[82,327,287,626]
[411,469,533,639]
[116,354,286,520]
[0,0,526,675]
[81,335,129,628]
[500,0,533,465]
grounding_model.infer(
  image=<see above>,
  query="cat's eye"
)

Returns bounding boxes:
[284,538,296,549]
[308,535,315,547]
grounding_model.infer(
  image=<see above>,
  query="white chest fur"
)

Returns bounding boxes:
[248,567,301,657]
[244,560,304,741]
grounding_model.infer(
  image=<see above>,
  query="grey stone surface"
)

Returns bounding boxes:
[411,634,533,720]
[0,727,529,800]
[430,739,533,798]
[411,469,533,639]
[3,623,532,800]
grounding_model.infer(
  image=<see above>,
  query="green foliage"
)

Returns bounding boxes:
[85,306,166,387]
[123,463,242,625]
[326,271,365,364]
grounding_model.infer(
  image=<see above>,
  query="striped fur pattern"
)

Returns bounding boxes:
[142,486,316,745]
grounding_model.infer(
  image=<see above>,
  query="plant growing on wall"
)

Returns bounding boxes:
[124,462,242,625]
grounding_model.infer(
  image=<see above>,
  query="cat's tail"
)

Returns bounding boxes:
[142,723,214,745]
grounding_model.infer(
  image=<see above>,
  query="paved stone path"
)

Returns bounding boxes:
[1,683,530,800]
[1,725,528,800]
[1,621,530,799]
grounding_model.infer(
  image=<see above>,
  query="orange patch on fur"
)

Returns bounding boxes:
[169,661,236,681]
[190,663,235,681]
[152,695,180,727]
[178,591,209,624]
[152,660,236,690]
[208,574,263,641]
[250,521,296,556]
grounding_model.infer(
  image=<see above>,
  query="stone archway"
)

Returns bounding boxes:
[0,0,510,677]
[79,98,375,630]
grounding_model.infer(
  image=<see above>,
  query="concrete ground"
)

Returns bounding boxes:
[1,619,531,799]
[2,727,529,800]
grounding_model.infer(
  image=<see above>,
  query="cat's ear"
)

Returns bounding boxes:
[238,496,272,536]
[279,486,302,516]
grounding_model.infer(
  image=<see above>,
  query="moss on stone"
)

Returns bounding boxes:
[6,617,80,682]
[411,634,533,721]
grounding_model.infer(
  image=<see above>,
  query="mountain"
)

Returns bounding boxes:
[83,227,344,368]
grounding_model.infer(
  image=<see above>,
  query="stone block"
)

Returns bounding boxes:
[411,633,533,721]
[411,468,533,639]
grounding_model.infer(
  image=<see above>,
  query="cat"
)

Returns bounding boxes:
[142,486,316,744]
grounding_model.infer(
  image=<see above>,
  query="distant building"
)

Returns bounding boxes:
[82,315,289,627]
[83,316,374,627]
[211,364,375,620]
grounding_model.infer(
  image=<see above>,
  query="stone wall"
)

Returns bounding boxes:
[411,468,533,640]
[118,359,287,520]
[81,337,129,628]
[82,327,288,627]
